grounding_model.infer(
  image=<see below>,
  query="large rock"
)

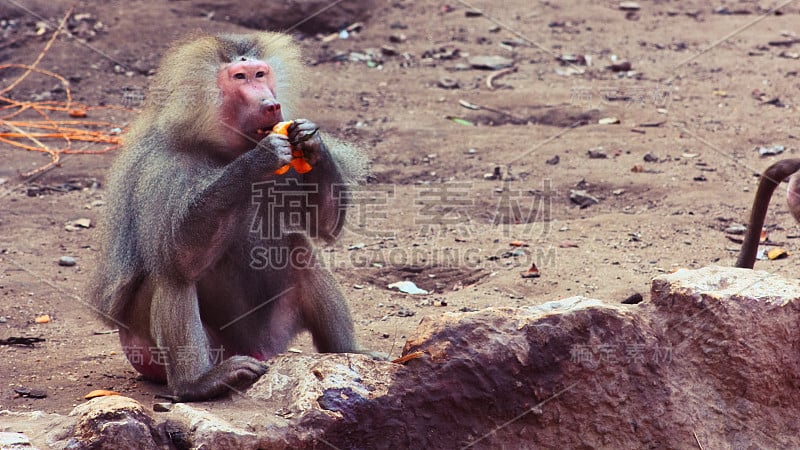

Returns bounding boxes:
[66,396,164,449]
[15,267,800,448]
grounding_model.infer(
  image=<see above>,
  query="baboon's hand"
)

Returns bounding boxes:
[257,132,293,170]
[288,119,324,165]
[215,355,269,390]
[172,355,269,401]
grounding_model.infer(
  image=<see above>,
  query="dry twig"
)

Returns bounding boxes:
[0,7,128,177]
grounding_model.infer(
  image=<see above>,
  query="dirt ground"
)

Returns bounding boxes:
[1,0,800,417]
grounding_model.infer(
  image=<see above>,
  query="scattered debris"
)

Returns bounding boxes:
[556,54,589,65]
[779,50,800,59]
[587,147,608,159]
[388,281,429,295]
[468,55,514,70]
[726,235,744,244]
[762,97,785,107]
[608,61,632,72]
[598,117,620,125]
[395,308,416,317]
[520,263,541,278]
[437,77,460,89]
[446,116,475,126]
[93,329,119,335]
[457,99,519,120]
[65,218,92,231]
[643,152,659,162]
[768,38,800,47]
[484,166,502,180]
[0,336,45,347]
[555,67,585,76]
[714,7,752,15]
[486,66,517,89]
[13,387,47,399]
[570,190,600,208]
[619,1,641,11]
[58,256,77,267]
[509,240,529,247]
[458,100,481,110]
[389,33,407,43]
[422,46,460,61]
[26,178,99,196]
[639,121,665,128]
[757,145,785,157]
[752,89,785,107]
[725,224,747,235]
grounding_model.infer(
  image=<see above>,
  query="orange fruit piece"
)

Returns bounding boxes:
[34,314,51,323]
[84,389,121,399]
[272,120,293,136]
[274,164,292,175]
[271,120,313,175]
[292,157,313,174]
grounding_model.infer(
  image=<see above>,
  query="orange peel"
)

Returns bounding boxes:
[272,120,313,175]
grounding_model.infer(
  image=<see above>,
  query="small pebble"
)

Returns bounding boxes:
[58,256,77,267]
[725,224,747,235]
[153,403,173,412]
[643,152,659,162]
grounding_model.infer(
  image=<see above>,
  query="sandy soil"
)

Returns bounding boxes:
[2,0,800,415]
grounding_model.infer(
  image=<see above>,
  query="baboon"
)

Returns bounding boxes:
[736,159,800,268]
[91,32,370,401]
